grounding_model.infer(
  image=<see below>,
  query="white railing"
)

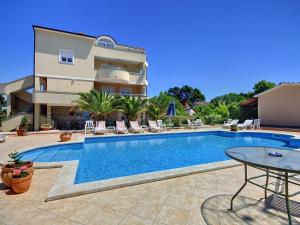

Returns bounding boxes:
[95,41,145,54]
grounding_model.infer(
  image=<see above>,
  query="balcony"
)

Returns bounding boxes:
[33,89,147,105]
[94,44,146,64]
[96,64,146,84]
[97,65,129,83]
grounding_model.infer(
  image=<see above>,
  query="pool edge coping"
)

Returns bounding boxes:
[45,159,241,201]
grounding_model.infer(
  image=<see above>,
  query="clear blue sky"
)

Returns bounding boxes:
[0,0,300,100]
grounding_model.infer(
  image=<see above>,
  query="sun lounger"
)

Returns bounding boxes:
[0,134,7,143]
[156,120,166,130]
[130,121,144,133]
[223,119,232,127]
[237,119,253,130]
[94,121,107,134]
[85,120,94,134]
[116,121,128,134]
[148,120,162,132]
[223,119,239,128]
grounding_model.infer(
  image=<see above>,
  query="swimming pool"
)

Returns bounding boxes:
[20,131,295,184]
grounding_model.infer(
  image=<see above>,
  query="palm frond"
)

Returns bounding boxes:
[74,90,115,120]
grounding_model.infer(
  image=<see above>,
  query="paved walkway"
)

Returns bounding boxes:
[0,131,300,225]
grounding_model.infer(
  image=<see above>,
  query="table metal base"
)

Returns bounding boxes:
[228,164,300,225]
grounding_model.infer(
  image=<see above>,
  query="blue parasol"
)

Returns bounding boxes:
[166,101,176,117]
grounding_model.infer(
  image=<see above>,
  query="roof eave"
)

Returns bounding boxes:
[254,83,300,97]
[32,25,96,39]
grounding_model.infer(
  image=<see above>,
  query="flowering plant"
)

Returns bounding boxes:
[12,166,30,178]
[8,151,23,165]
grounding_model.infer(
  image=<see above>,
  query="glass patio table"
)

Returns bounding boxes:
[225,146,300,225]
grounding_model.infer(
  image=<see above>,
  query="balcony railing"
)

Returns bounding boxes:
[101,64,143,75]
[98,91,147,98]
[95,41,145,54]
[34,90,147,105]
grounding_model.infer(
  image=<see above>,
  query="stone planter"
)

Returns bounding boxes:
[1,161,34,187]
[11,173,33,193]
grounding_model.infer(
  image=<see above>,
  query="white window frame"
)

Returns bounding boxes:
[120,87,133,96]
[58,49,74,65]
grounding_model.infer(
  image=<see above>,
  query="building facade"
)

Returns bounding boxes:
[256,83,300,127]
[0,25,148,131]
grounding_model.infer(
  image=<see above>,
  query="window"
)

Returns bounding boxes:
[101,86,115,94]
[59,49,74,65]
[97,38,115,49]
[120,87,132,96]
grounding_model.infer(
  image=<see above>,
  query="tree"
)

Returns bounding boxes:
[227,102,242,119]
[75,90,115,120]
[167,85,205,105]
[147,103,165,120]
[149,92,187,117]
[194,102,229,125]
[253,80,275,95]
[211,93,247,105]
[115,96,148,122]
[191,88,205,103]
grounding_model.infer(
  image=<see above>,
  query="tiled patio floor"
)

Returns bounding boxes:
[0,132,300,225]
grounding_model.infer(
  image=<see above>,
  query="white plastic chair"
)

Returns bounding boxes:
[254,119,261,130]
[85,120,94,134]
[187,119,194,129]
[0,134,7,143]
[194,119,203,128]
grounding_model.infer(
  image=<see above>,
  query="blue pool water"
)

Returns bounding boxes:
[20,131,295,184]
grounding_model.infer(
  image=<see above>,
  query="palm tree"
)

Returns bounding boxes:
[147,102,166,120]
[75,90,115,120]
[115,96,148,122]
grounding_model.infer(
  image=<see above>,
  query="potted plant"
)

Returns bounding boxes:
[11,165,33,193]
[230,124,238,132]
[16,116,29,136]
[40,123,52,131]
[1,151,34,187]
[60,131,72,142]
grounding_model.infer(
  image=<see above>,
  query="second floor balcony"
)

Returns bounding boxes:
[96,64,146,84]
